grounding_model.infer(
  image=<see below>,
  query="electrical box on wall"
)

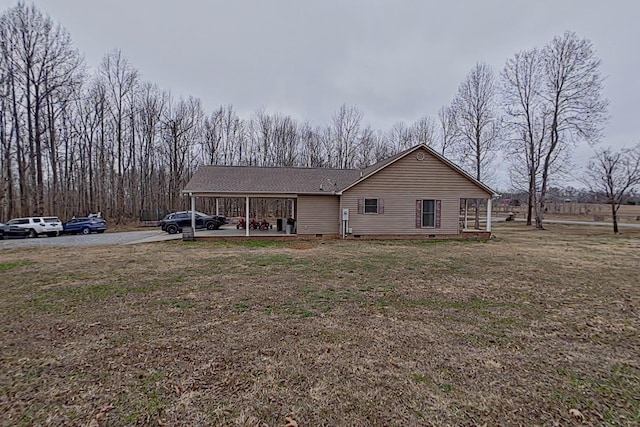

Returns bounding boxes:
[342,208,349,221]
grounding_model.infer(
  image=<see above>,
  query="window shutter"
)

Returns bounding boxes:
[357,198,363,214]
[415,200,422,228]
[435,200,441,228]
[378,199,384,214]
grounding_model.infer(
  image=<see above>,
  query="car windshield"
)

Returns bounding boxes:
[44,217,60,222]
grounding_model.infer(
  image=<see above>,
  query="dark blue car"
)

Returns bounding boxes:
[62,217,107,235]
[0,222,30,239]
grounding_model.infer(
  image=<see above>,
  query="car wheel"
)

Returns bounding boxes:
[81,227,91,235]
[28,229,37,238]
[167,224,178,234]
[206,221,216,230]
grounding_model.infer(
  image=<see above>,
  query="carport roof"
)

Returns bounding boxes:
[182,165,361,195]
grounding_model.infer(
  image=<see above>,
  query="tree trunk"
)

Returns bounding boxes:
[611,203,619,234]
[527,162,535,226]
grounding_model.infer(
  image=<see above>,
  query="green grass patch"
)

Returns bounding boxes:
[0,260,33,271]
[206,239,288,248]
[234,302,249,313]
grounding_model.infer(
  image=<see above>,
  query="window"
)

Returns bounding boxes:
[364,198,378,214]
[416,199,441,228]
[358,198,384,214]
[422,200,435,227]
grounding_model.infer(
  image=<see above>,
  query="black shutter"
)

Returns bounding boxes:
[378,199,384,214]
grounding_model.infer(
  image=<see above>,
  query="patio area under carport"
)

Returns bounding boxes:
[184,192,299,239]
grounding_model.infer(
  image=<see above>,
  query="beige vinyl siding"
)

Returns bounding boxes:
[297,195,340,235]
[342,147,492,235]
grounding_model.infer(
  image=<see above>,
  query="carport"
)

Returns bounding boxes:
[181,165,358,239]
[184,192,298,237]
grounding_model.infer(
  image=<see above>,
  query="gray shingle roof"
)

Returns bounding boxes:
[183,165,361,195]
[183,144,497,197]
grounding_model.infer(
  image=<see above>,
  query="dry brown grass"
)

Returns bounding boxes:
[1,223,639,426]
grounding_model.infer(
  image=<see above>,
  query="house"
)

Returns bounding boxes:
[182,144,498,239]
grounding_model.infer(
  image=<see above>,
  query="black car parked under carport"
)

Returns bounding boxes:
[160,211,226,234]
[0,222,30,239]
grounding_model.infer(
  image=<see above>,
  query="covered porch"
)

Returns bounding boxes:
[459,197,494,233]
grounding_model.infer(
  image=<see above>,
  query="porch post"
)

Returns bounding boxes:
[486,198,492,232]
[464,199,468,229]
[290,199,294,218]
[190,194,196,231]
[215,198,219,216]
[245,196,250,237]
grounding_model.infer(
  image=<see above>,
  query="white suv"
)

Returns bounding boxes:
[7,217,63,238]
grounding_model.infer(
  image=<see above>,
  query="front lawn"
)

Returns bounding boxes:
[1,223,638,426]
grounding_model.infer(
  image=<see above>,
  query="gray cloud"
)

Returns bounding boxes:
[18,0,640,185]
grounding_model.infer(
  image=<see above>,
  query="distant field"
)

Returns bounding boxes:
[1,223,639,426]
[495,202,640,223]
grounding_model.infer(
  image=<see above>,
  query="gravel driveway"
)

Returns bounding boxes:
[0,230,178,250]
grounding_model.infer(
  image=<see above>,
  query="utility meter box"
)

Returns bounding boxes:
[342,208,349,221]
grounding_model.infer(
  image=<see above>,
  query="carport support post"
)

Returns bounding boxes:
[190,194,196,232]
[486,198,492,232]
[245,196,250,237]
[464,199,468,229]
[215,198,219,216]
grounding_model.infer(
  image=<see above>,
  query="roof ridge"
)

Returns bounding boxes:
[202,164,358,171]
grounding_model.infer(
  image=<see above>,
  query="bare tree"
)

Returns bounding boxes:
[99,50,138,220]
[451,62,501,227]
[585,145,640,233]
[386,121,413,152]
[137,82,168,213]
[0,2,83,215]
[161,96,203,209]
[298,121,326,168]
[501,48,547,225]
[411,116,436,148]
[437,105,458,157]
[535,31,608,229]
[332,104,362,169]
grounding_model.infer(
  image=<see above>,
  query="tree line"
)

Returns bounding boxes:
[2,2,634,230]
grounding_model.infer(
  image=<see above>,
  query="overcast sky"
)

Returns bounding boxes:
[3,0,639,187]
